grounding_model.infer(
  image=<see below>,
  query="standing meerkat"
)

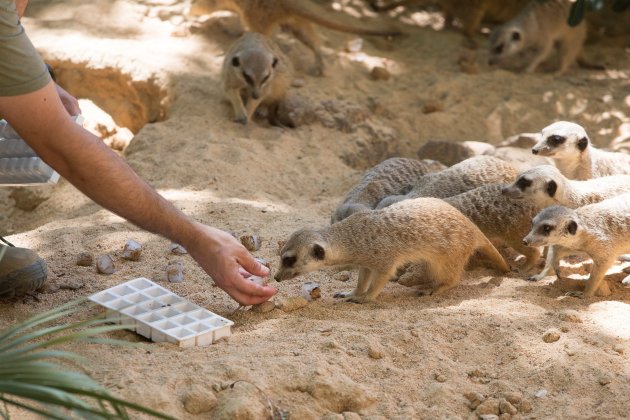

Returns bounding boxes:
[191,0,402,75]
[488,0,590,75]
[332,157,446,223]
[222,33,293,126]
[523,193,630,297]
[377,155,518,209]
[275,198,510,302]
[503,164,630,281]
[443,184,541,272]
[532,121,630,180]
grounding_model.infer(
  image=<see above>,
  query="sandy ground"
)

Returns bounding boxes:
[2,0,630,418]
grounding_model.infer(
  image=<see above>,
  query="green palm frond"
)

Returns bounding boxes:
[0,298,175,420]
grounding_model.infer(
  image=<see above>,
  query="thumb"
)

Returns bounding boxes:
[238,251,270,278]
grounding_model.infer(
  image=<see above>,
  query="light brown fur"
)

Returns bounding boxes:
[488,0,588,75]
[222,33,293,125]
[524,193,630,297]
[192,0,402,75]
[332,157,446,223]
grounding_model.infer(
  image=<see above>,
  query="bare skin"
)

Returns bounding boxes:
[2,1,276,305]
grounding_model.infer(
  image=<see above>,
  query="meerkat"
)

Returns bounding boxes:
[523,192,630,297]
[443,184,541,272]
[191,0,402,75]
[484,146,554,172]
[275,197,510,302]
[222,33,293,125]
[376,155,518,209]
[331,157,446,223]
[532,121,630,180]
[503,164,630,280]
[488,0,591,75]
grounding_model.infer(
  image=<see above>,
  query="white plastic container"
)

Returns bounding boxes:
[89,278,234,348]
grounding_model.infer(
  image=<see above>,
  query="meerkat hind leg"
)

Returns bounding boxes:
[285,20,325,76]
[334,267,371,299]
[554,37,583,76]
[525,41,554,73]
[428,257,465,295]
[584,257,615,298]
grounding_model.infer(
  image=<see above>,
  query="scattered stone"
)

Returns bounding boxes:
[421,100,444,114]
[475,398,500,416]
[248,276,269,286]
[76,252,93,267]
[499,414,511,420]
[499,399,518,415]
[169,243,187,255]
[251,301,275,313]
[342,412,362,420]
[275,296,308,312]
[368,343,385,360]
[291,78,305,88]
[212,383,222,393]
[417,139,480,166]
[166,261,185,283]
[599,376,612,386]
[559,310,583,323]
[370,66,390,81]
[504,392,522,407]
[479,415,499,420]
[334,271,350,282]
[122,239,142,261]
[565,347,576,356]
[613,344,624,355]
[183,386,217,414]
[467,369,491,384]
[434,373,447,383]
[212,383,270,420]
[519,399,532,413]
[345,38,363,53]
[59,282,84,290]
[240,234,261,252]
[464,392,485,410]
[534,389,548,398]
[301,281,321,301]
[96,255,115,274]
[560,325,570,333]
[40,283,60,294]
[410,330,419,337]
[543,329,561,343]
[622,274,630,286]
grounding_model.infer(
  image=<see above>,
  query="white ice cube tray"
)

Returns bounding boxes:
[89,278,234,348]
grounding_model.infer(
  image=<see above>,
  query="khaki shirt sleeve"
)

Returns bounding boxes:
[0,0,51,96]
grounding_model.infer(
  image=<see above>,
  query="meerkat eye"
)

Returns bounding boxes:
[516,177,532,191]
[547,135,566,146]
[272,57,278,68]
[494,44,504,54]
[546,180,557,197]
[577,137,588,151]
[540,224,554,235]
[242,72,254,86]
[511,31,520,41]
[282,255,297,267]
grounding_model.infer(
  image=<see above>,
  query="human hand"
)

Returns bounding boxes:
[54,83,81,116]
[185,223,277,305]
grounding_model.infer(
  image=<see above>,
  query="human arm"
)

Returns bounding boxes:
[0,81,277,305]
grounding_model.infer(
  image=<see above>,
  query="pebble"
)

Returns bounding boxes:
[479,415,499,420]
[543,329,561,343]
[475,398,500,416]
[370,66,390,81]
[183,386,217,414]
[169,242,187,255]
[334,271,350,282]
[345,38,363,53]
[59,282,84,290]
[76,252,93,267]
[291,78,305,88]
[212,383,222,393]
[275,296,308,312]
[122,239,142,261]
[96,255,116,274]
[248,276,268,286]
[301,281,321,301]
[613,344,624,355]
[622,274,630,286]
[499,399,518,415]
[367,343,385,360]
[410,330,420,337]
[534,389,548,398]
[560,325,570,333]
[599,376,612,386]
[504,392,522,406]
[166,261,185,283]
[559,310,583,323]
[239,234,261,252]
[251,301,275,313]
[519,399,532,413]
[464,392,485,410]
[434,373,447,383]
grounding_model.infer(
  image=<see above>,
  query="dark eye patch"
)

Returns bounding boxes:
[516,177,532,191]
[282,255,296,267]
[494,44,503,54]
[243,72,254,85]
[539,224,554,236]
[261,73,270,84]
[547,135,566,147]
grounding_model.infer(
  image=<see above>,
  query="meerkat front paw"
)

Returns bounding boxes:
[334,291,354,299]
[233,115,248,125]
[527,273,549,282]
[346,295,371,304]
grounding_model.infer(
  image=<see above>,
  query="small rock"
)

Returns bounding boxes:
[251,301,275,313]
[183,386,217,414]
[543,329,561,343]
[212,383,221,393]
[275,296,308,312]
[301,281,321,301]
[623,266,630,274]
[560,325,570,333]
[370,66,390,81]
[96,255,115,274]
[464,392,485,410]
[434,373,447,383]
[622,274,630,286]
[479,415,499,420]
[565,347,576,356]
[475,398,500,416]
[559,310,583,323]
[422,100,444,114]
[248,276,269,286]
[613,344,624,355]
[76,252,93,267]
[342,412,362,420]
[410,330,419,337]
[122,239,142,261]
[367,343,385,360]
[240,234,261,252]
[59,282,84,290]
[499,414,511,420]
[169,243,187,255]
[504,392,522,407]
[334,271,350,282]
[520,399,532,413]
[499,399,518,415]
[40,283,60,294]
[345,38,363,53]
[166,261,184,283]
[534,389,548,398]
[599,376,611,386]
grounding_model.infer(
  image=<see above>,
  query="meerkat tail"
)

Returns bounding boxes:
[283,0,404,36]
[477,234,511,273]
[576,56,606,71]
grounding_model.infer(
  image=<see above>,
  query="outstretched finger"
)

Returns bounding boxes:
[237,250,270,278]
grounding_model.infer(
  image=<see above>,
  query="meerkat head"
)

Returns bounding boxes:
[502,165,562,206]
[523,205,580,247]
[274,228,329,281]
[532,121,590,158]
[231,49,279,100]
[488,25,524,66]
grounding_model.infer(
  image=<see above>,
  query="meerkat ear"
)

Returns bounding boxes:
[312,244,325,260]
[566,220,578,235]
[577,136,588,151]
[511,30,521,41]
[272,57,279,68]
[546,180,557,197]
[232,56,240,67]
